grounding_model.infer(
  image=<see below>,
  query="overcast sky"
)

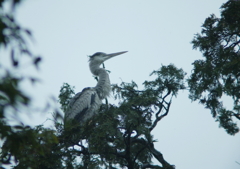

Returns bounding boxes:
[2,0,240,169]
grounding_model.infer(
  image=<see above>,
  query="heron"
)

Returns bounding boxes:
[65,51,128,125]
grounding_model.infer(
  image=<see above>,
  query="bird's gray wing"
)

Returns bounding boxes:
[65,87,101,123]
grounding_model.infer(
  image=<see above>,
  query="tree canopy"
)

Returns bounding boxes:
[0,1,185,166]
[0,0,239,169]
[188,0,240,135]
[0,1,58,168]
[55,64,185,169]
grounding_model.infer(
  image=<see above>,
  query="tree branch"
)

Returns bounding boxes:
[223,33,236,48]
[233,113,240,120]
[133,146,147,164]
[229,39,240,49]
[150,91,172,131]
[142,164,163,169]
[133,138,175,169]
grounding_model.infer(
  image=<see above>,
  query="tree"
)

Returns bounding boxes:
[0,1,185,168]
[9,64,185,169]
[0,1,58,168]
[57,64,185,169]
[188,0,240,135]
[4,0,239,168]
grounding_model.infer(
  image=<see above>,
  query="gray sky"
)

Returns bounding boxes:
[3,0,240,168]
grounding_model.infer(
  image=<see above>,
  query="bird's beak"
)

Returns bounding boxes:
[106,51,128,59]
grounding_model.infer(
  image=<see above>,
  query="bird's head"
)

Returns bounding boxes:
[89,51,127,75]
[89,51,127,64]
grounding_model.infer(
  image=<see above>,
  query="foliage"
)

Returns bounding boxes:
[2,0,239,168]
[188,0,240,135]
[58,64,185,169]
[0,1,183,168]
[0,1,59,168]
[58,83,76,113]
[2,124,59,169]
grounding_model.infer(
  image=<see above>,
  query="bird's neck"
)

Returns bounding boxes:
[93,68,111,100]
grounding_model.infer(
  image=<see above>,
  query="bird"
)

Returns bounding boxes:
[65,51,128,125]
